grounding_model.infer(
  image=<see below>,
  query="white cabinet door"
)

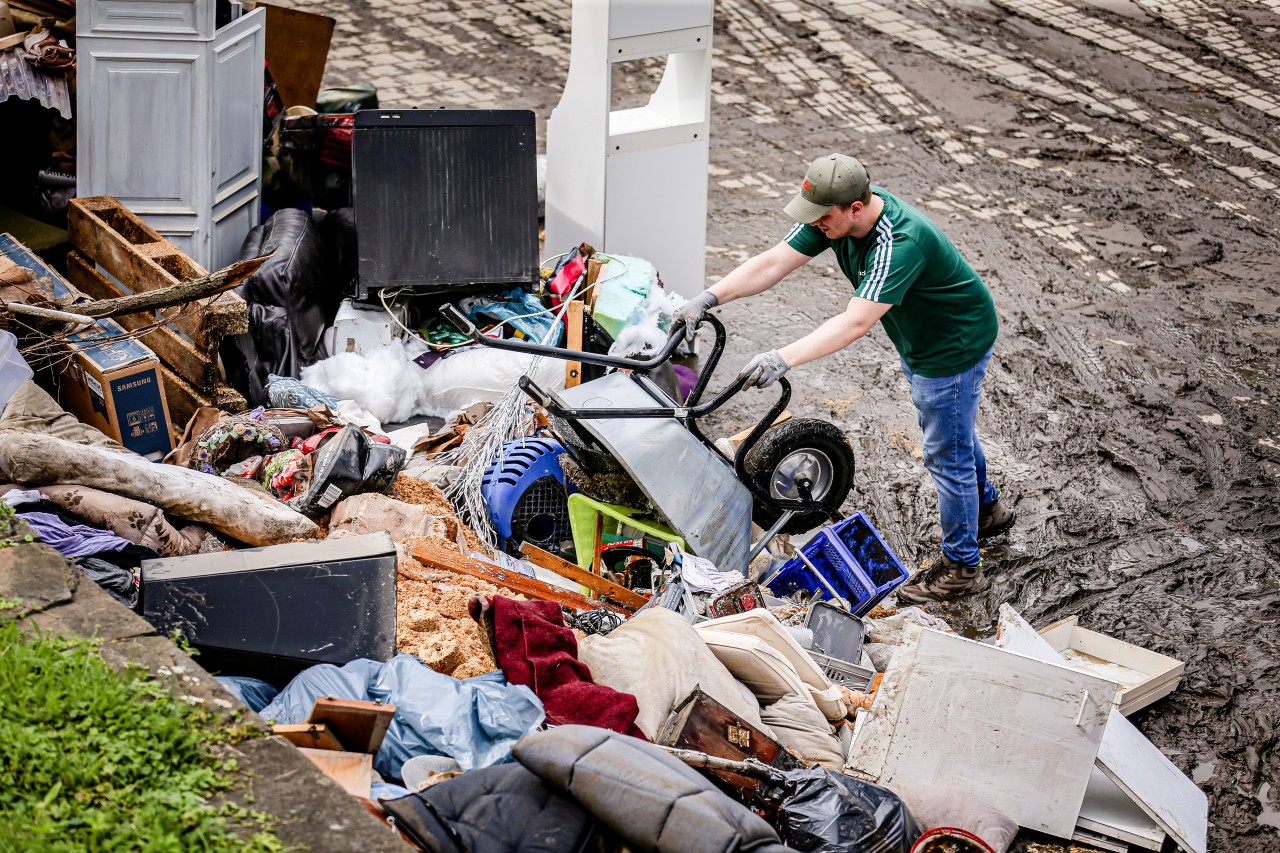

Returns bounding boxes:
[78,2,264,269]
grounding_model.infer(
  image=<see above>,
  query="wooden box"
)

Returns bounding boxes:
[1037,615,1185,715]
[658,687,802,815]
[65,196,249,428]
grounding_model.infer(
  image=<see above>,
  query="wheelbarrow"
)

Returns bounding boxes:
[440,304,854,573]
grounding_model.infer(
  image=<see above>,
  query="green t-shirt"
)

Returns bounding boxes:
[785,187,998,377]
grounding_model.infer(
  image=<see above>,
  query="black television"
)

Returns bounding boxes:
[351,108,539,298]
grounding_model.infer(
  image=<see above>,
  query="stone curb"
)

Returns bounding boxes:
[0,538,413,853]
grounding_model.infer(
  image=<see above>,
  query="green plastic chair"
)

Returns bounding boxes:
[567,493,685,571]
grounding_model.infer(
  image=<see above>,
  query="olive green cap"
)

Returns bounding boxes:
[783,153,871,222]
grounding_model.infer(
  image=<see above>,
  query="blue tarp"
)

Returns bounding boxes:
[257,654,545,780]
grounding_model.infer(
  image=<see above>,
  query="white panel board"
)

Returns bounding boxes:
[1096,707,1209,853]
[546,0,712,300]
[873,628,1117,838]
[97,55,198,207]
[1077,765,1166,850]
[605,142,706,294]
[608,0,713,40]
[212,18,263,199]
[85,0,206,38]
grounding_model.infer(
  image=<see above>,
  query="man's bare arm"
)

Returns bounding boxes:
[708,241,813,304]
[777,295,892,367]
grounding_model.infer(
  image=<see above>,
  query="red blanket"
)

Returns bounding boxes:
[489,596,646,740]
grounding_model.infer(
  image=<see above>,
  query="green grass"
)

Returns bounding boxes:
[0,620,282,852]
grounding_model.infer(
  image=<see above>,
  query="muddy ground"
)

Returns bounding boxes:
[301,0,1280,848]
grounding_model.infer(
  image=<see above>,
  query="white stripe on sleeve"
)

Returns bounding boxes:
[859,217,894,301]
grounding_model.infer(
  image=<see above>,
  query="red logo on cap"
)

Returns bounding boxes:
[802,179,813,193]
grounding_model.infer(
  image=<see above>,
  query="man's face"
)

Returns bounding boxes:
[811,202,859,239]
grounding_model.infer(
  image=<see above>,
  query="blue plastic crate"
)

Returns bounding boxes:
[764,512,908,617]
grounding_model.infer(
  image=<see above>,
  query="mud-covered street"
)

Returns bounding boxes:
[300,0,1280,848]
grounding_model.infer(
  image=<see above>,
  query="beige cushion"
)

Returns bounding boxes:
[759,692,845,770]
[577,607,768,740]
[697,629,808,703]
[698,609,847,720]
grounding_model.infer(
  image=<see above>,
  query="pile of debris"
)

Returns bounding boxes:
[0,198,1208,853]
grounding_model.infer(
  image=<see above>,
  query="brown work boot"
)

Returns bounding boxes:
[929,499,1017,544]
[897,554,989,604]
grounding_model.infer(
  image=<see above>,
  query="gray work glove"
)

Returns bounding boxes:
[739,350,790,389]
[672,290,718,330]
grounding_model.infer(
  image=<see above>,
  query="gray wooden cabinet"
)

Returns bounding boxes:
[77,0,265,269]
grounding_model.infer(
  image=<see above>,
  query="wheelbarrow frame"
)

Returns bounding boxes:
[440,305,844,561]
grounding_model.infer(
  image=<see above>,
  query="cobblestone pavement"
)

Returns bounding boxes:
[274,1,1280,850]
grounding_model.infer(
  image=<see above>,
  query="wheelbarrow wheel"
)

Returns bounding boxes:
[743,418,854,535]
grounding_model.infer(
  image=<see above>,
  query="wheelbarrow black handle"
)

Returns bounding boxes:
[438,302,688,371]
[518,372,751,420]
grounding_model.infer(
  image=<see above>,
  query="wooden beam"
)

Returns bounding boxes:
[156,361,213,434]
[410,542,629,615]
[518,543,649,611]
[75,253,270,320]
[564,299,584,388]
[66,251,217,389]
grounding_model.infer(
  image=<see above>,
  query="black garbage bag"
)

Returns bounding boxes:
[221,209,344,405]
[776,769,922,853]
[289,424,406,517]
[73,556,140,610]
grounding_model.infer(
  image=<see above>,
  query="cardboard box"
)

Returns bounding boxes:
[59,317,173,457]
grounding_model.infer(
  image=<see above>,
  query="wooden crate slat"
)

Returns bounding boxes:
[157,361,213,435]
[66,250,216,389]
[67,197,248,346]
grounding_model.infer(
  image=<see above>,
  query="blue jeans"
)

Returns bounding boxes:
[900,347,999,567]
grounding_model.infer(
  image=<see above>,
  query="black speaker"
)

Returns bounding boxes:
[352,108,539,298]
[141,533,397,684]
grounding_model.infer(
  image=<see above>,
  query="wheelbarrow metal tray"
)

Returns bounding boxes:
[554,372,752,572]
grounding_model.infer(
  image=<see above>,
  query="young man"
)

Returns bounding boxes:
[675,153,1014,602]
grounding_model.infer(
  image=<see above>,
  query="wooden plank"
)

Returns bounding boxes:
[564,299,584,388]
[411,542,629,615]
[273,723,347,752]
[519,542,649,611]
[157,361,213,435]
[729,411,792,447]
[66,251,217,389]
[296,748,372,799]
[214,382,248,414]
[260,3,336,111]
[68,196,205,289]
[585,257,605,312]
[306,697,396,755]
